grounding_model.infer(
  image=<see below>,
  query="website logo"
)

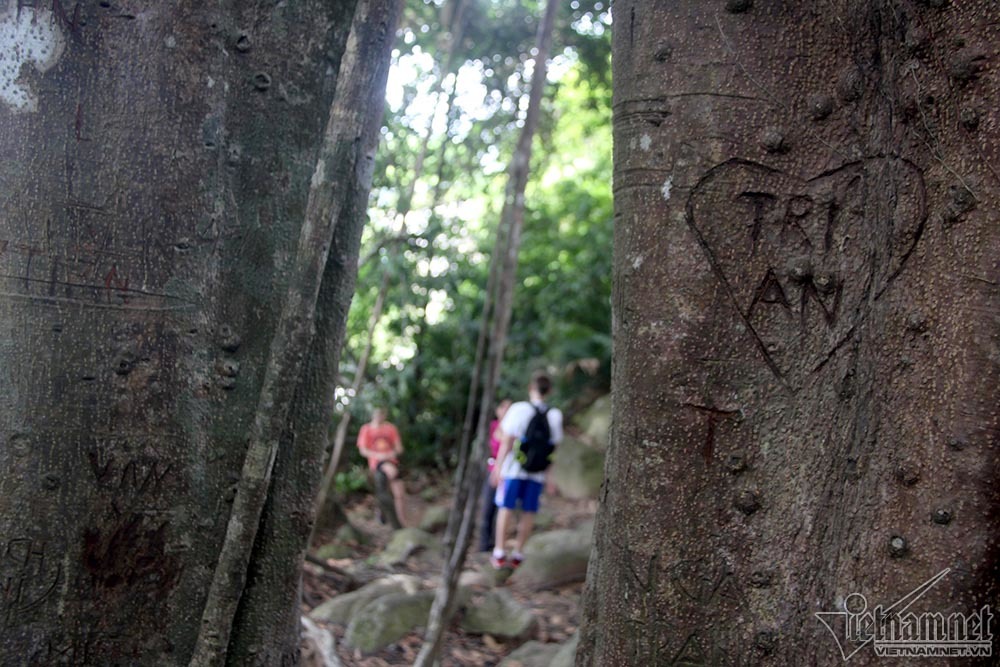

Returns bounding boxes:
[816,568,993,660]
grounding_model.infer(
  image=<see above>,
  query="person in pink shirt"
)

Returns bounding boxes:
[478,399,512,552]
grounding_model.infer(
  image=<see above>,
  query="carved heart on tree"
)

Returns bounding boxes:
[686,157,927,386]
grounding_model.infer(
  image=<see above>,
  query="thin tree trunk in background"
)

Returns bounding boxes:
[0,1,361,663]
[312,268,389,527]
[393,0,468,224]
[190,0,399,662]
[416,0,560,663]
[452,204,508,498]
[579,2,1000,665]
[314,0,468,525]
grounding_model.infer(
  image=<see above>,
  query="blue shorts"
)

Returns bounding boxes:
[496,478,543,513]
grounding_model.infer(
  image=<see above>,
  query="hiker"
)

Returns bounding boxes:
[479,398,513,552]
[357,407,407,527]
[490,372,562,569]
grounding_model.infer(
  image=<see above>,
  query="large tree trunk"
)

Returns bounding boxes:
[580,1,1000,665]
[0,0,394,663]
[223,0,401,663]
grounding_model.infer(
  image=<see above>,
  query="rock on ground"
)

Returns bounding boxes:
[300,616,343,667]
[551,632,579,667]
[379,527,442,566]
[550,434,604,499]
[314,542,352,560]
[461,589,537,639]
[343,590,437,653]
[418,505,450,533]
[309,574,421,625]
[509,523,593,590]
[576,394,610,449]
[499,640,561,667]
[549,394,609,499]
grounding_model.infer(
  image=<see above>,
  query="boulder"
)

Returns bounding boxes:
[576,394,610,449]
[309,574,420,625]
[334,522,368,545]
[300,616,343,667]
[499,640,561,667]
[551,632,579,667]
[550,435,604,500]
[314,541,353,560]
[458,569,494,589]
[533,509,555,530]
[509,526,592,590]
[463,551,512,587]
[461,589,537,639]
[419,505,450,533]
[379,527,441,566]
[313,522,370,561]
[343,590,436,653]
[575,518,595,538]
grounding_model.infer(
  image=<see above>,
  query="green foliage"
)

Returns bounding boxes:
[334,465,372,496]
[338,0,612,469]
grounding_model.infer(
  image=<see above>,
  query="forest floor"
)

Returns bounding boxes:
[303,473,597,666]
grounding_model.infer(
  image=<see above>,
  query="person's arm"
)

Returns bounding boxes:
[357,425,373,459]
[544,469,558,495]
[490,431,516,486]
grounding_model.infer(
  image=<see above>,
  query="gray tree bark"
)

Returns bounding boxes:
[0,0,392,663]
[223,0,401,663]
[580,1,1000,665]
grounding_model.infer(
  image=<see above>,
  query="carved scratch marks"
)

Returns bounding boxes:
[682,402,741,464]
[0,237,190,311]
[0,432,184,634]
[1,433,180,503]
[621,551,750,666]
[686,157,927,383]
[80,436,179,505]
[0,538,62,623]
[87,447,173,498]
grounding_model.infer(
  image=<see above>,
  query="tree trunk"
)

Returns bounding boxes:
[312,267,389,530]
[580,2,1000,665]
[0,0,393,663]
[415,0,560,663]
[312,0,469,524]
[224,0,401,663]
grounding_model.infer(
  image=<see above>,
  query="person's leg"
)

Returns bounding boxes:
[372,463,393,526]
[492,478,520,565]
[390,479,406,527]
[380,462,407,527]
[512,480,543,560]
[494,508,511,555]
[514,512,535,555]
[479,476,498,552]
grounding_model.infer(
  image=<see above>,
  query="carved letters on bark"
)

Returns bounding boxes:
[686,157,927,384]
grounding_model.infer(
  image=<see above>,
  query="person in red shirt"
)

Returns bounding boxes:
[357,407,406,526]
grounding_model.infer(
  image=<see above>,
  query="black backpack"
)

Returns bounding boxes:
[516,406,554,472]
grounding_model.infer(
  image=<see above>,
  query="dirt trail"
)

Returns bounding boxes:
[304,480,596,666]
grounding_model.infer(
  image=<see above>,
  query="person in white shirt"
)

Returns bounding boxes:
[489,372,563,569]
